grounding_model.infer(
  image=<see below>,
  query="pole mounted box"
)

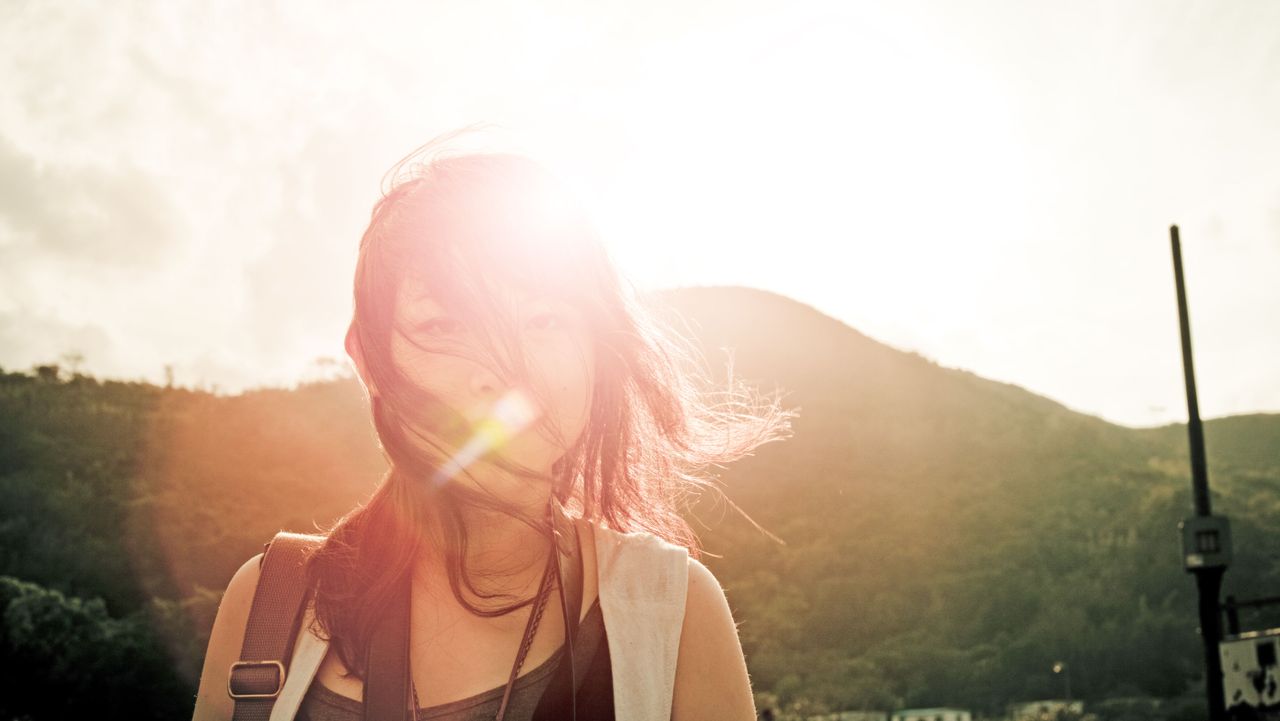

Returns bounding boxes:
[1180,514,1233,571]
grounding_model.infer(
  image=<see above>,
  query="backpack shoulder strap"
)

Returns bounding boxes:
[229,531,325,721]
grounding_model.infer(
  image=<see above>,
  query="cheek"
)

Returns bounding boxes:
[560,365,593,430]
[389,333,468,403]
[535,341,595,435]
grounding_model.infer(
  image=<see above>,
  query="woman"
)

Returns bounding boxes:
[192,129,793,721]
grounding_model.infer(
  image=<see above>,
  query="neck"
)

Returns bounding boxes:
[413,484,558,606]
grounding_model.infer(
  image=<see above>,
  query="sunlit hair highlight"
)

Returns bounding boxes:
[304,126,796,680]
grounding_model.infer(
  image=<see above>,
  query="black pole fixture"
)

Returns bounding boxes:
[1171,224,1233,721]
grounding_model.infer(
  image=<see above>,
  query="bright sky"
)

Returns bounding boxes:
[1,0,1276,428]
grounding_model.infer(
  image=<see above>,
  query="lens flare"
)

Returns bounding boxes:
[430,387,541,486]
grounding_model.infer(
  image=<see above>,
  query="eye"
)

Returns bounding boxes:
[419,316,463,336]
[527,312,561,331]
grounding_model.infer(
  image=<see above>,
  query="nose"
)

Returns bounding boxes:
[468,359,505,402]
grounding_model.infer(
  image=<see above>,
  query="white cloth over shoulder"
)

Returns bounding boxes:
[266,518,691,721]
[270,602,325,721]
[589,520,690,721]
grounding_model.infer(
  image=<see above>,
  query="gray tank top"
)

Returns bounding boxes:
[296,597,603,721]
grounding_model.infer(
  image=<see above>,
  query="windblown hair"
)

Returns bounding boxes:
[304,126,795,680]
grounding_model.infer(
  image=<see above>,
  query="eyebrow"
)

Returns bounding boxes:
[402,287,569,323]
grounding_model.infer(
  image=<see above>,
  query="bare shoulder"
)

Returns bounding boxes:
[672,557,757,721]
[191,553,263,721]
[684,557,724,607]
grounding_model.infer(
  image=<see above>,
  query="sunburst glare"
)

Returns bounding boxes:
[430,386,542,487]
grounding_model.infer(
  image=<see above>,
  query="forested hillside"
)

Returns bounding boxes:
[0,286,1275,720]
[663,287,1280,718]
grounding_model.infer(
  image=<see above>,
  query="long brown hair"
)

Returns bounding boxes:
[305,127,795,679]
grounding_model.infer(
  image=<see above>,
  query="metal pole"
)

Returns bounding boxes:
[1224,595,1240,636]
[1171,225,1211,516]
[1170,225,1226,720]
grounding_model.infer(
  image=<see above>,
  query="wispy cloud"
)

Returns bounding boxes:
[0,0,1276,426]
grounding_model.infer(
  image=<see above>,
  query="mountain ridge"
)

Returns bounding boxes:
[0,284,1276,716]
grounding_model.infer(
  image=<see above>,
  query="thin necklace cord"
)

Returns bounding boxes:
[410,526,560,721]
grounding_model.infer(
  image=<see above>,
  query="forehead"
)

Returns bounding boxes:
[394,275,546,321]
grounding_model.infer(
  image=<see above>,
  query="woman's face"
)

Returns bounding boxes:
[387,275,596,499]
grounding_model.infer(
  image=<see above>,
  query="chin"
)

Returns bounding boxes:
[499,432,568,474]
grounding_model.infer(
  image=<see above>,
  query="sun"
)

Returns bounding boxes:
[533,4,1035,337]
